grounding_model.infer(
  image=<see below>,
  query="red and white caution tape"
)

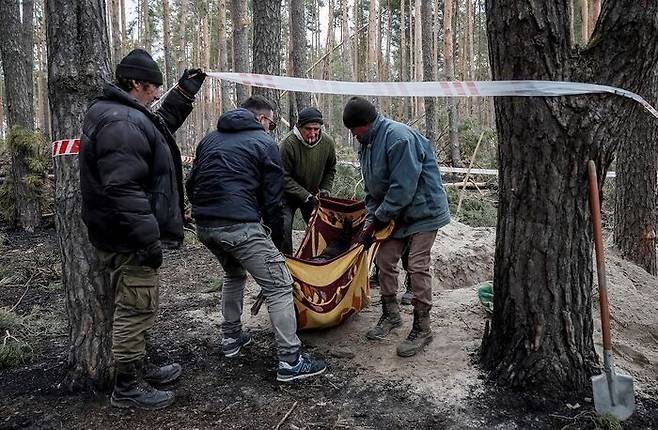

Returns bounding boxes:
[207,72,658,120]
[52,139,80,157]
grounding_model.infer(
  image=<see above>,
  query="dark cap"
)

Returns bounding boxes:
[116,49,163,86]
[342,96,377,128]
[297,107,324,127]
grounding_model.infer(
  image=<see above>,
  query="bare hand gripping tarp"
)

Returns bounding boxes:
[287,196,393,330]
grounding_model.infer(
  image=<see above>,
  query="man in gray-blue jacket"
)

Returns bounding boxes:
[343,96,450,357]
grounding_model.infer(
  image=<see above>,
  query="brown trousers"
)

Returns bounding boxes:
[375,230,437,306]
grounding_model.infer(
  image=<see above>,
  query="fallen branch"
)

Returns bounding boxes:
[9,273,36,313]
[275,401,298,430]
[443,181,487,189]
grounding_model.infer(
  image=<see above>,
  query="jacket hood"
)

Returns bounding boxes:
[217,108,266,133]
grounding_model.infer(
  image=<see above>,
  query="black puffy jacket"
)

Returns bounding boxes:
[80,83,193,253]
[186,108,285,245]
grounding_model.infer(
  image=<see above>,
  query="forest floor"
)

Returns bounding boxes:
[0,221,657,429]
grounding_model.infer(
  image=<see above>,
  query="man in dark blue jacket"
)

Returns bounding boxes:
[343,96,450,358]
[80,49,206,409]
[186,95,326,382]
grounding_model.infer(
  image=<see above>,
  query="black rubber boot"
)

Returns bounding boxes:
[397,302,433,357]
[111,360,175,410]
[366,295,403,340]
[143,362,182,385]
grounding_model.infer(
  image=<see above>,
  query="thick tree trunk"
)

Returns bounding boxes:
[398,0,410,121]
[482,0,658,393]
[0,0,40,231]
[231,0,250,103]
[290,0,311,120]
[46,0,114,391]
[252,0,281,108]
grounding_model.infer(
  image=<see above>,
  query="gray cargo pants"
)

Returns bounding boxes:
[196,222,301,362]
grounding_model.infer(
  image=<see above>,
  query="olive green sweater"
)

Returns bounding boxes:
[279,128,337,205]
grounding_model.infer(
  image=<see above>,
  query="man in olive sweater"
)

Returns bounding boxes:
[279,107,337,254]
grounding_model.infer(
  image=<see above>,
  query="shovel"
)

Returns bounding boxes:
[587,160,635,421]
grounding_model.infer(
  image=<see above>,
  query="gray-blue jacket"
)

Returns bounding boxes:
[358,114,450,239]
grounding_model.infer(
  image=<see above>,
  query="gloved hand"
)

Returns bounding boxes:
[302,194,318,214]
[356,222,376,250]
[136,241,163,269]
[177,68,206,97]
[318,189,331,198]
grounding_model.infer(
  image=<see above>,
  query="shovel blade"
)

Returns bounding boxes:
[592,372,635,421]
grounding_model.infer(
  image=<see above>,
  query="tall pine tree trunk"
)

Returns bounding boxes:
[289,0,310,123]
[444,0,461,167]
[0,0,40,231]
[217,0,231,112]
[421,0,436,151]
[482,0,658,392]
[162,0,174,88]
[252,0,281,107]
[231,0,250,103]
[46,0,114,391]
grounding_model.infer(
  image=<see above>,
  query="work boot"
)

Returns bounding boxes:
[366,295,402,340]
[111,360,175,410]
[143,361,182,385]
[400,274,414,305]
[397,302,433,357]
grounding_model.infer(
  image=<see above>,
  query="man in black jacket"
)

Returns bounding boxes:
[80,49,205,410]
[186,95,326,382]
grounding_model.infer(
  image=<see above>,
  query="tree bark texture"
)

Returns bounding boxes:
[46,0,114,391]
[109,0,121,65]
[421,0,436,151]
[0,0,40,231]
[290,0,311,117]
[217,0,231,112]
[252,0,282,109]
[162,0,174,88]
[483,0,658,393]
[231,0,250,104]
[443,0,461,167]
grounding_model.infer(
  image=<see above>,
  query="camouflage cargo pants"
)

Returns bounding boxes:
[96,249,160,364]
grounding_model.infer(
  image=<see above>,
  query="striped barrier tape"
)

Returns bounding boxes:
[206,72,658,120]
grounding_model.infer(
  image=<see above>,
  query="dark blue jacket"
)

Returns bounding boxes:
[186,108,285,245]
[80,83,193,253]
[359,114,450,238]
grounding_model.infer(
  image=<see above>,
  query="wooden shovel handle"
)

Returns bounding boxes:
[587,160,612,351]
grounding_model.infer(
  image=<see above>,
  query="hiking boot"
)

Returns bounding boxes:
[369,265,380,287]
[277,353,327,382]
[400,274,414,305]
[111,361,175,410]
[222,331,252,357]
[397,303,433,357]
[143,362,182,385]
[366,295,402,340]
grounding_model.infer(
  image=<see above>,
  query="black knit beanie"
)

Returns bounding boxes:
[116,49,163,86]
[297,107,324,127]
[342,96,377,128]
